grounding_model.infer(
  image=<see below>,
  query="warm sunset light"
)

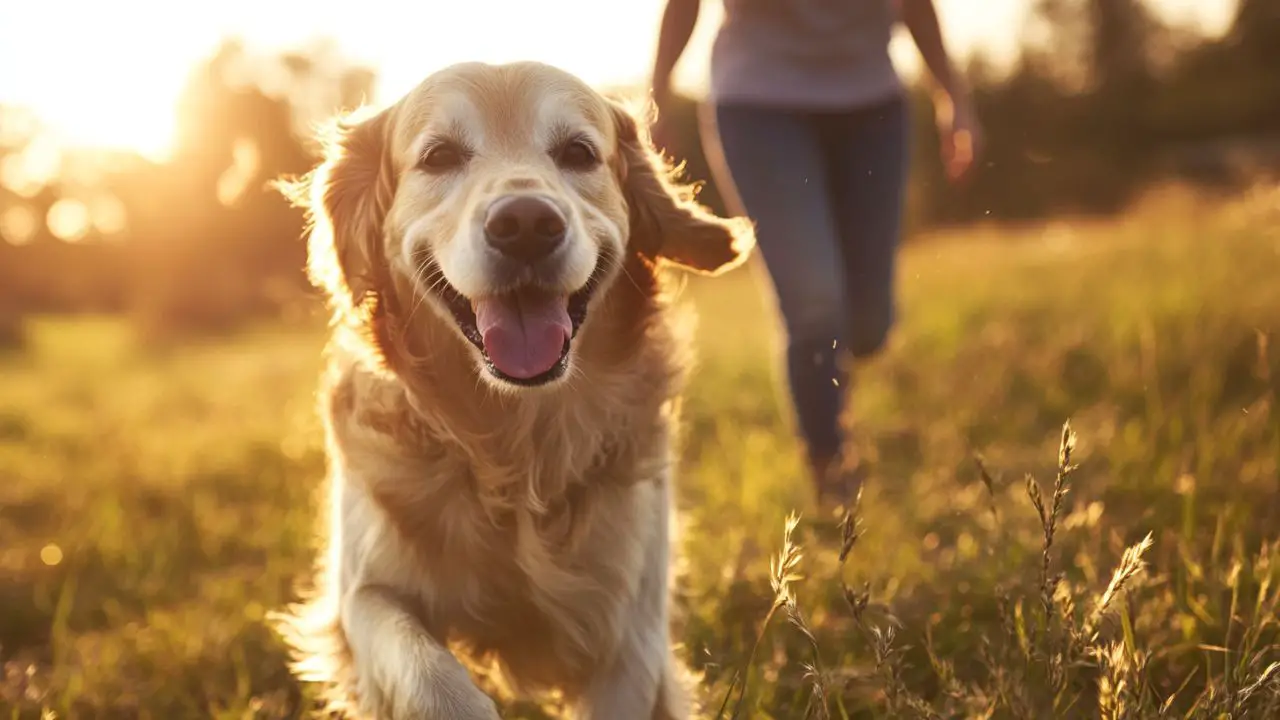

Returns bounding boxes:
[3,0,1277,716]
[0,0,1236,161]
[0,0,1009,161]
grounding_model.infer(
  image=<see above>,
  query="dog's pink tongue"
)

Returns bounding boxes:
[474,292,572,379]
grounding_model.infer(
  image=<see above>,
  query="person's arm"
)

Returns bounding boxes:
[899,0,962,106]
[900,0,980,181]
[650,0,703,106]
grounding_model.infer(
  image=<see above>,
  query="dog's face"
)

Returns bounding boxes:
[299,62,753,390]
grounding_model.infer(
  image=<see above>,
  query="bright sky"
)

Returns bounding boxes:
[0,0,1238,162]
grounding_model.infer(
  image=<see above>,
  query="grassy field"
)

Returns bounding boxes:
[2,185,1279,718]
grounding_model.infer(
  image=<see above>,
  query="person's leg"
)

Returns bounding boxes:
[819,95,912,360]
[702,103,849,481]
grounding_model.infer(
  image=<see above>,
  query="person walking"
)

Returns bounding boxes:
[649,0,981,508]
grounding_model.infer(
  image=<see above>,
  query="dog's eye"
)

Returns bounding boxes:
[420,142,467,172]
[555,138,599,171]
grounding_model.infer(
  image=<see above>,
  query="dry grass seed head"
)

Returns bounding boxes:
[1093,532,1155,624]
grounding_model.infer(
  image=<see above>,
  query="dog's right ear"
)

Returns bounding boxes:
[280,106,398,319]
[608,100,755,276]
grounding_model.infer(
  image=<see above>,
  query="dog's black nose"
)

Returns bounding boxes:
[484,195,567,264]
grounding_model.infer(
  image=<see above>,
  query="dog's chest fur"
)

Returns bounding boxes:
[328,358,674,692]
[422,468,659,692]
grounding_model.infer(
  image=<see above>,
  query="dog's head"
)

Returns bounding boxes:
[292,61,754,390]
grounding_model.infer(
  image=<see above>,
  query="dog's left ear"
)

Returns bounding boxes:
[609,101,755,275]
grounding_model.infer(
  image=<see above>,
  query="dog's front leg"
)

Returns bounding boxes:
[574,612,691,720]
[343,585,500,720]
[574,484,692,720]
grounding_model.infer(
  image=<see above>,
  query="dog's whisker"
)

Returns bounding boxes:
[403,258,439,326]
[618,258,646,296]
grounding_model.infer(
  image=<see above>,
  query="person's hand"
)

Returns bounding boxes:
[648,87,678,156]
[935,92,982,183]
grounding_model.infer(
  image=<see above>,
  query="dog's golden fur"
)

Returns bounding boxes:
[273,62,754,719]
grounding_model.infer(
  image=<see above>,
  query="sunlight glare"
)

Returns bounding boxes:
[216,138,262,208]
[0,0,1241,162]
[0,136,62,198]
[40,543,64,567]
[1,207,38,246]
[90,194,129,236]
[0,2,202,161]
[47,198,91,242]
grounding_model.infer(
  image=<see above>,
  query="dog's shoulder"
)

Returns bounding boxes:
[320,344,433,454]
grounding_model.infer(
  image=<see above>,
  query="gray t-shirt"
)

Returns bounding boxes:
[709,0,902,109]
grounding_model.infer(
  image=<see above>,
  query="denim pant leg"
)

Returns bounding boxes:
[818,96,911,358]
[707,104,848,462]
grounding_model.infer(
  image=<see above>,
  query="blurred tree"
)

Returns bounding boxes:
[121,38,360,340]
[0,39,376,339]
[1230,0,1280,132]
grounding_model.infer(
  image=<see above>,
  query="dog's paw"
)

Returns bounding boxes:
[354,657,501,720]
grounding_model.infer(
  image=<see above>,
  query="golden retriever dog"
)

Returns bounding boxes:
[272,61,755,720]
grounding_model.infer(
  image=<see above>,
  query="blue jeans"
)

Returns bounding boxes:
[704,95,911,465]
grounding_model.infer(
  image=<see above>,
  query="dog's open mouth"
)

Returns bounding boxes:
[422,260,607,387]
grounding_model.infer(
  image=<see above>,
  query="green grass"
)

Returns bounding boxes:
[2,184,1279,718]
